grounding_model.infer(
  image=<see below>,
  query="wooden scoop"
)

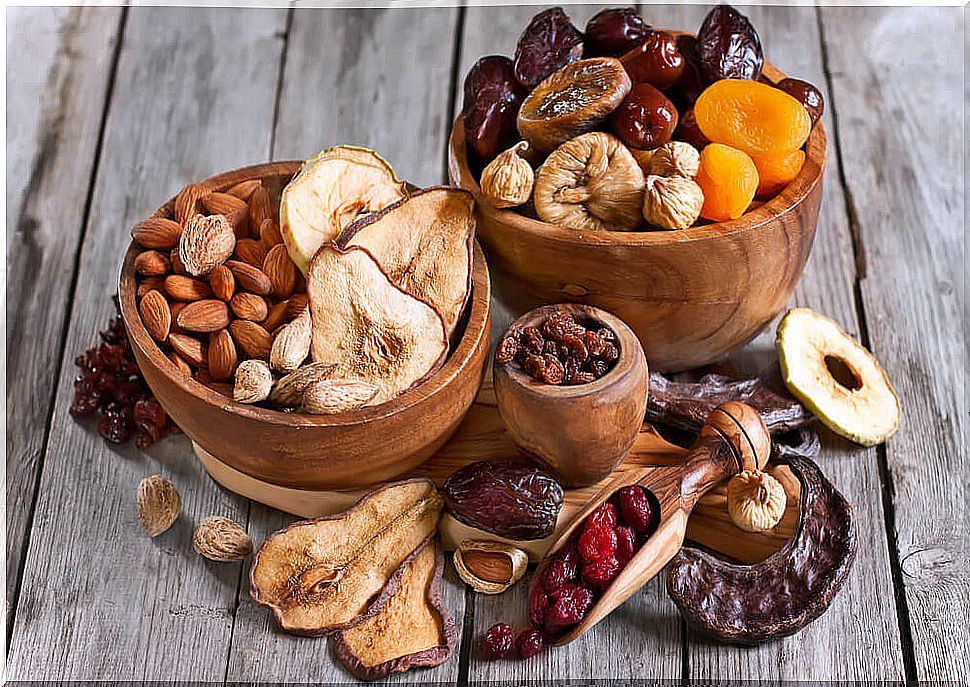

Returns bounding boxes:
[536,401,771,645]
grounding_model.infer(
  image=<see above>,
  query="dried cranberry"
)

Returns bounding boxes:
[615,525,638,566]
[697,4,763,83]
[586,502,618,530]
[544,583,594,635]
[578,524,617,562]
[610,82,678,149]
[542,544,579,593]
[619,30,685,89]
[776,77,824,125]
[618,485,656,536]
[582,555,621,589]
[514,8,584,88]
[462,56,527,163]
[529,583,551,627]
[584,7,650,57]
[515,629,545,659]
[482,623,516,659]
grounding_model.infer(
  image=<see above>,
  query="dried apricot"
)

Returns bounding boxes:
[695,144,759,222]
[752,149,805,198]
[694,79,811,157]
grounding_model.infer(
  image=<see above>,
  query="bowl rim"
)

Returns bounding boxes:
[450,62,827,246]
[118,160,491,429]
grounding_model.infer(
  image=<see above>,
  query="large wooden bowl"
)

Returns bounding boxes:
[448,63,825,372]
[119,161,491,490]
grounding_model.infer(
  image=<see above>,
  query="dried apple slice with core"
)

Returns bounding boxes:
[280,146,407,274]
[333,538,457,679]
[250,479,443,635]
[307,246,448,405]
[338,187,475,339]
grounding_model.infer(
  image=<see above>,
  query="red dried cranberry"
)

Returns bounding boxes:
[544,583,594,635]
[618,485,656,536]
[482,622,515,659]
[615,525,638,566]
[582,555,621,589]
[578,524,617,562]
[515,629,545,659]
[584,7,650,57]
[586,502,618,530]
[529,583,551,628]
[541,544,579,593]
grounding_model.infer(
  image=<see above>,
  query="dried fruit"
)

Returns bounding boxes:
[610,82,678,150]
[642,174,704,230]
[776,77,824,125]
[776,308,899,446]
[727,469,787,532]
[586,502,618,531]
[529,582,552,626]
[233,359,273,404]
[480,141,535,208]
[517,58,631,153]
[302,378,379,414]
[442,460,564,540]
[618,485,656,536]
[543,583,594,635]
[582,556,621,589]
[619,30,685,89]
[695,143,758,221]
[270,307,311,372]
[694,79,811,157]
[139,289,171,343]
[752,149,805,197]
[175,299,230,333]
[337,187,475,339]
[697,4,764,82]
[178,213,235,277]
[647,141,700,178]
[229,320,271,360]
[578,524,617,562]
[541,545,579,593]
[453,540,528,594]
[675,106,710,150]
[534,132,645,231]
[482,623,515,659]
[192,516,253,561]
[250,479,443,635]
[584,8,650,57]
[269,361,337,406]
[131,217,182,249]
[514,629,544,659]
[280,145,407,274]
[462,56,527,163]
[137,475,181,538]
[513,7,584,88]
[615,525,637,565]
[307,246,448,406]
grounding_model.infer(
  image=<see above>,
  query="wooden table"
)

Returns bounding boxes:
[6,5,967,682]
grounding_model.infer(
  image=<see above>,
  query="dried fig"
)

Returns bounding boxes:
[250,479,443,635]
[518,58,632,153]
[337,187,475,339]
[534,132,645,231]
[306,246,448,406]
[513,7,584,88]
[280,146,407,274]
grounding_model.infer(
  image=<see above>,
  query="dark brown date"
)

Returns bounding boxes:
[776,78,825,125]
[609,82,678,149]
[514,7,584,88]
[674,107,710,150]
[697,4,763,83]
[619,30,685,90]
[671,34,706,107]
[443,460,564,540]
[584,7,651,57]
[462,55,527,163]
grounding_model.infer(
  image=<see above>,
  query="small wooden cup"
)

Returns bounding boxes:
[493,304,649,487]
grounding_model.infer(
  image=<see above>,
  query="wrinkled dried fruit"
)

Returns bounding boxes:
[695,143,758,221]
[193,516,253,561]
[482,623,516,659]
[584,7,650,57]
[280,146,407,274]
[776,77,824,125]
[544,583,594,635]
[697,4,763,82]
[480,141,535,208]
[586,502,618,531]
[582,556,621,589]
[137,475,181,538]
[518,58,631,153]
[615,525,637,565]
[618,485,656,536]
[534,132,644,231]
[443,460,564,541]
[578,524,617,562]
[250,479,443,635]
[752,149,805,197]
[619,30,685,89]
[642,174,704,230]
[514,7,584,88]
[610,82,678,150]
[541,544,579,593]
[529,583,551,626]
[727,470,787,532]
[462,56,527,163]
[307,246,448,406]
[515,629,545,659]
[648,141,700,178]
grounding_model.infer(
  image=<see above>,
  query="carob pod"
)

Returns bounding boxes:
[666,451,856,645]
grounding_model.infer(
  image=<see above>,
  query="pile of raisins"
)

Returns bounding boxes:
[496,311,619,385]
[69,297,179,448]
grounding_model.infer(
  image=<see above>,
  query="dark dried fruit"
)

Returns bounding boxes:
[675,107,710,149]
[578,524,618,562]
[560,332,588,362]
[615,525,637,565]
[673,34,706,106]
[618,485,656,536]
[540,354,565,384]
[514,7,584,88]
[586,502,618,530]
[598,341,619,363]
[610,82,678,150]
[620,30,685,89]
[529,583,551,626]
[495,334,520,364]
[443,460,564,540]
[515,629,545,659]
[584,7,651,57]
[462,56,527,162]
[571,371,597,385]
[776,77,825,125]
[541,544,579,593]
[544,583,594,635]
[697,4,764,83]
[521,326,545,355]
[482,623,515,659]
[582,556,621,589]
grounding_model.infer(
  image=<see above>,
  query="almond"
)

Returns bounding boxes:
[138,276,165,298]
[203,192,249,237]
[208,329,238,382]
[168,352,192,376]
[258,218,283,249]
[225,260,273,296]
[139,290,171,343]
[233,359,273,404]
[234,238,267,268]
[179,213,236,277]
[176,299,230,333]
[230,292,268,322]
[226,179,261,202]
[175,183,209,226]
[169,247,187,275]
[132,217,182,249]
[269,361,336,406]
[248,185,272,236]
[262,300,290,332]
[209,265,235,302]
[269,308,311,372]
[229,320,272,359]
[170,333,207,367]
[285,293,309,318]
[134,250,170,276]
[263,244,297,298]
[164,274,213,301]
[169,301,187,331]
[301,378,379,414]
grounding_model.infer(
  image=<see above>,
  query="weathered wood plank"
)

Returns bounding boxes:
[225,8,466,683]
[6,7,287,680]
[5,5,123,624]
[819,7,968,679]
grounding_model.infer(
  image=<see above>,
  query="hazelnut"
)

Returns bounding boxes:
[642,174,704,230]
[453,540,528,594]
[479,141,534,209]
[727,470,787,532]
[137,475,181,538]
[648,141,700,178]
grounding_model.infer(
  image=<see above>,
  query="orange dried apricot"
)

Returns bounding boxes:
[752,149,806,197]
[694,79,811,157]
[695,143,759,222]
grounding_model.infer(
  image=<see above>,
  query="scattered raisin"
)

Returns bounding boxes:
[482,623,516,659]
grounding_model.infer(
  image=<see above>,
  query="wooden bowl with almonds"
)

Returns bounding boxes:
[119,161,491,490]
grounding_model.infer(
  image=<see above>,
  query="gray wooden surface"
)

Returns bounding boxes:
[5,5,966,682]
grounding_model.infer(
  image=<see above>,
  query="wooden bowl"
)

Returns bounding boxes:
[493,304,648,487]
[119,161,491,491]
[448,63,826,372]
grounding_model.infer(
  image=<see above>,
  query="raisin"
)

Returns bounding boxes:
[696,4,763,83]
[462,56,527,163]
[584,7,651,57]
[619,30,685,89]
[563,357,580,384]
[615,525,638,565]
[571,371,597,385]
[495,334,520,364]
[776,77,824,125]
[586,502,618,530]
[560,333,588,362]
[544,584,595,635]
[582,556,621,589]
[618,485,657,536]
[578,524,618,562]
[482,623,516,659]
[542,339,560,356]
[524,354,546,381]
[514,8,584,88]
[521,326,545,355]
[541,317,568,342]
[540,354,565,385]
[515,629,545,659]
[598,342,620,363]
[597,327,615,341]
[583,330,605,357]
[588,359,610,379]
[443,460,564,540]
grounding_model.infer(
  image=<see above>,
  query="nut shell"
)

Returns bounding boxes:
[137,475,181,538]
[234,359,274,404]
[453,540,528,594]
[179,214,235,277]
[193,516,253,561]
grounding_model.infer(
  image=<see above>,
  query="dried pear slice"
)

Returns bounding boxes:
[306,245,448,405]
[250,479,443,636]
[280,146,407,274]
[517,57,632,152]
[333,538,457,680]
[776,308,900,446]
[337,187,475,339]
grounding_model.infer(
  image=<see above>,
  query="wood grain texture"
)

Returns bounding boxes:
[5,5,123,621]
[819,7,968,679]
[6,7,287,680]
